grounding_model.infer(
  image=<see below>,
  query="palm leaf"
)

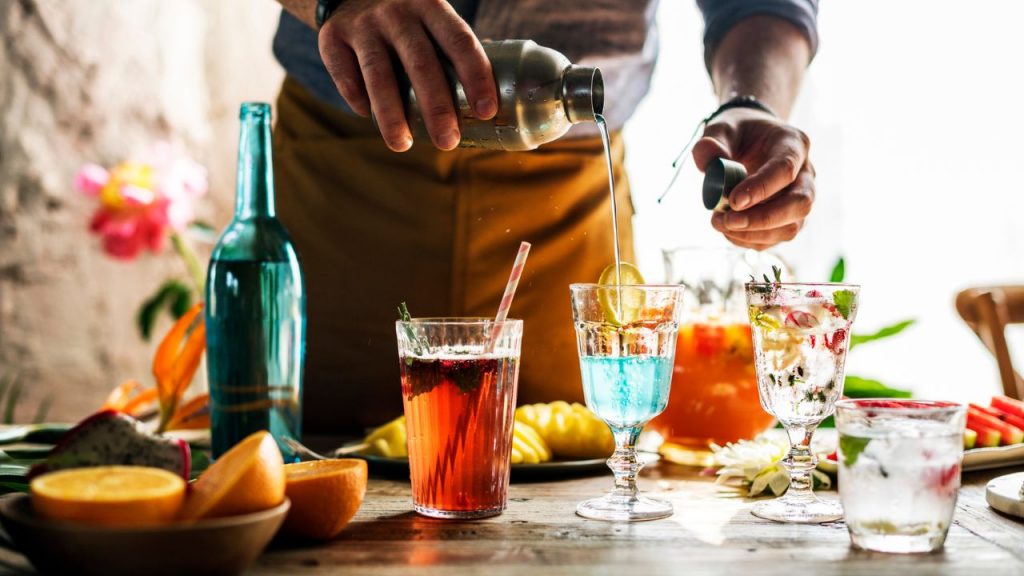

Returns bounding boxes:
[850,319,915,350]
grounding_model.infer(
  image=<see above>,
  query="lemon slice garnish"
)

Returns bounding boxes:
[597,262,646,325]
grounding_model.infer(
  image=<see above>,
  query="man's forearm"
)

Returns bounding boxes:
[278,0,318,29]
[709,15,812,120]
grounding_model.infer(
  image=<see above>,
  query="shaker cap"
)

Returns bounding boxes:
[702,157,747,212]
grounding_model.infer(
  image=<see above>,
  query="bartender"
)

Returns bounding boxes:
[272,0,819,432]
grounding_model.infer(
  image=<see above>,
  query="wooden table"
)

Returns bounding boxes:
[251,463,1024,576]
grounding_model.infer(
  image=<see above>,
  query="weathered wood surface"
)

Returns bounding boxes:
[250,464,1024,576]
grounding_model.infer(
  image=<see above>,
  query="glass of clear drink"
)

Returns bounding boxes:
[745,281,860,523]
[835,399,966,553]
[396,318,523,519]
[569,284,684,521]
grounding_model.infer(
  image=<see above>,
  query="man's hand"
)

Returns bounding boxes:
[698,12,816,250]
[317,0,498,152]
[692,108,814,250]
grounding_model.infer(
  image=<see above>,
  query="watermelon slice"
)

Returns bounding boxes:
[966,415,1002,447]
[982,403,1024,430]
[992,396,1024,420]
[968,407,1022,445]
[964,428,978,449]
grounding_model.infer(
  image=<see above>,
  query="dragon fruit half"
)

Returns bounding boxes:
[29,410,191,480]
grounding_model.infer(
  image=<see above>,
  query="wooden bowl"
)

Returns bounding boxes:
[0,494,289,576]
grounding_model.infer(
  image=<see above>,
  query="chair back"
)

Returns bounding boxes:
[956,286,1024,399]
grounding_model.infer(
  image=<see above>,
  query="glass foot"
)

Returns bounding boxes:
[576,493,673,522]
[751,494,842,524]
[414,503,505,520]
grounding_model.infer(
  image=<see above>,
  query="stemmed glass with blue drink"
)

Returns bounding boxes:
[570,283,684,521]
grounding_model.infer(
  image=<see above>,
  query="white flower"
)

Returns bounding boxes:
[712,437,832,497]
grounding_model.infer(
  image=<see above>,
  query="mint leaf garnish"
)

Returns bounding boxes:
[840,435,871,467]
[829,257,846,283]
[833,290,855,320]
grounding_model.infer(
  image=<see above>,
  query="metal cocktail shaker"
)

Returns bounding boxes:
[397,40,604,151]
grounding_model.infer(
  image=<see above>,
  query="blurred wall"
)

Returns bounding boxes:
[0,0,284,421]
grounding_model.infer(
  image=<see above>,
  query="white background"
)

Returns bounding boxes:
[624,1,1024,403]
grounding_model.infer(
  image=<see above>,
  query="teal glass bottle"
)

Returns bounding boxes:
[206,102,305,461]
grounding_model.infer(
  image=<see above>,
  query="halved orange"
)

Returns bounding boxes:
[179,431,285,520]
[31,466,185,527]
[281,459,367,540]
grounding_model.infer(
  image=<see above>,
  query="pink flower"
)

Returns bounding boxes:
[76,144,208,261]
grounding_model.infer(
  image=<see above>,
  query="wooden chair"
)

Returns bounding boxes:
[956,286,1024,399]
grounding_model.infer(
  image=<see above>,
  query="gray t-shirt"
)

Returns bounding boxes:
[273,0,818,134]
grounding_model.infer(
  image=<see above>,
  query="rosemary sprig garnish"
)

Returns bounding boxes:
[398,302,427,362]
[748,265,783,294]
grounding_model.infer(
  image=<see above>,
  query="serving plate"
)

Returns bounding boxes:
[351,452,661,482]
[0,494,288,576]
[354,453,609,481]
[963,444,1024,472]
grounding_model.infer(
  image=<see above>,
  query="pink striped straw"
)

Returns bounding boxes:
[489,241,531,350]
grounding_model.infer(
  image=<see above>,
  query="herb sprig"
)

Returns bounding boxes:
[398,302,427,363]
[748,265,784,294]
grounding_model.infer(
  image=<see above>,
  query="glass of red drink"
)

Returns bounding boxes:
[395,318,523,519]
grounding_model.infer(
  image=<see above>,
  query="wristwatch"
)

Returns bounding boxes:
[315,0,345,28]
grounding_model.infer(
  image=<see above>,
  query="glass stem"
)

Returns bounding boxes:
[608,426,643,499]
[783,424,818,499]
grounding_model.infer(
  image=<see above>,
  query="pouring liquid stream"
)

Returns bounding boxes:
[595,114,623,316]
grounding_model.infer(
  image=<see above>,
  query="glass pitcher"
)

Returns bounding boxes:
[649,247,787,463]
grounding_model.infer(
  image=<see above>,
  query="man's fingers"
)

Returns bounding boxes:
[691,123,736,172]
[421,3,496,119]
[387,23,460,149]
[318,37,370,116]
[729,130,809,210]
[711,214,804,246]
[718,168,814,232]
[351,34,412,152]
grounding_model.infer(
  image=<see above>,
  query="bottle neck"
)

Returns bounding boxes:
[562,66,604,124]
[235,104,275,219]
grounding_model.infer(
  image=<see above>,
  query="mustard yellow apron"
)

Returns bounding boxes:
[274,77,634,434]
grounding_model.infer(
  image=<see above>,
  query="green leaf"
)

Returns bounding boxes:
[840,435,871,467]
[169,285,193,319]
[137,280,193,340]
[189,450,211,481]
[21,423,73,444]
[850,319,915,350]
[829,257,845,283]
[833,290,855,320]
[0,481,29,494]
[188,220,218,240]
[843,375,913,399]
[32,394,53,424]
[3,377,22,425]
[0,447,51,460]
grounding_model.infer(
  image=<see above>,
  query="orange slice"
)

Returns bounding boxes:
[281,459,368,540]
[179,431,285,520]
[31,466,185,527]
